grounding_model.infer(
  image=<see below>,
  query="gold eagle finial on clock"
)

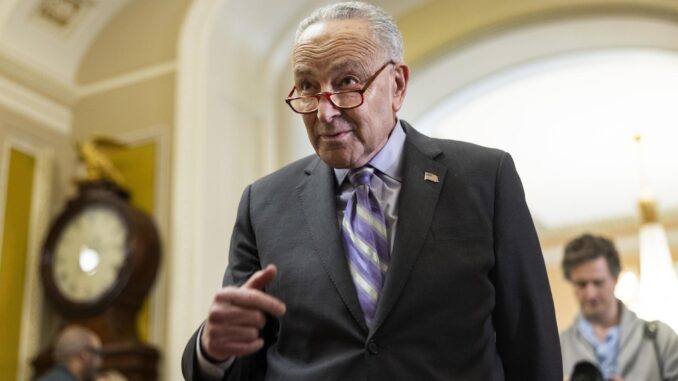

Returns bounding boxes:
[76,137,127,186]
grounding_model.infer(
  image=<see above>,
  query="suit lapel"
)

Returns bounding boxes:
[371,123,447,333]
[295,123,448,335]
[297,157,369,332]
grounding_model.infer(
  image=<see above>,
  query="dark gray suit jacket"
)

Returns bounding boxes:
[183,121,562,380]
[35,365,78,381]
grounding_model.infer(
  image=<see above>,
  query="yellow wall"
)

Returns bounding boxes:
[0,105,74,206]
[0,149,35,380]
[102,143,158,342]
[0,83,74,381]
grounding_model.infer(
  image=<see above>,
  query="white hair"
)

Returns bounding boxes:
[295,1,404,62]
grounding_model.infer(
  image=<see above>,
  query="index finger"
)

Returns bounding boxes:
[216,287,286,317]
[243,264,278,290]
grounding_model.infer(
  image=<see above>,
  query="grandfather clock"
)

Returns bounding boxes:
[33,140,161,381]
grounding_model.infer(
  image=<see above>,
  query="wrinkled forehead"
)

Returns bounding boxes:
[292,19,383,77]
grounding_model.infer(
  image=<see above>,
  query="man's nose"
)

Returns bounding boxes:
[316,94,341,123]
[583,283,597,298]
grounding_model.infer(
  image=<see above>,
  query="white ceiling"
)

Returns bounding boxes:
[0,0,129,86]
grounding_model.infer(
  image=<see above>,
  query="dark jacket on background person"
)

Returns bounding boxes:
[35,365,78,381]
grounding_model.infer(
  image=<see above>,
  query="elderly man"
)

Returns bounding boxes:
[560,233,678,381]
[36,325,102,381]
[182,2,561,380]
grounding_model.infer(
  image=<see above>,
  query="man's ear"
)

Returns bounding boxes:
[391,63,410,112]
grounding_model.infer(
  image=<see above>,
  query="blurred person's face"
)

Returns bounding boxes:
[292,18,408,169]
[569,256,618,323]
[82,337,103,381]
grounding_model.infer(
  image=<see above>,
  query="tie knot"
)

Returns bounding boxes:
[348,166,374,187]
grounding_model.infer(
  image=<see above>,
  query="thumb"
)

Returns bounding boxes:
[243,264,278,290]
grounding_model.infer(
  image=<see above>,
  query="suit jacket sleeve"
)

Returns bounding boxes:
[182,185,273,381]
[490,153,563,380]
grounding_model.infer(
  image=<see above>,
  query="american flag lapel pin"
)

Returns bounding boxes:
[424,172,439,183]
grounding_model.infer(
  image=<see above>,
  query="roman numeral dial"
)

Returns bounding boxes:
[52,206,127,302]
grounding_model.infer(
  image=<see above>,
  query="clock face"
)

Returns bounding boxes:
[52,206,128,303]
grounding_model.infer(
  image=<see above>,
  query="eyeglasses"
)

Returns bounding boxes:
[84,346,103,357]
[285,61,396,114]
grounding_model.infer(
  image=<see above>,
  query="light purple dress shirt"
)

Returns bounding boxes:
[334,119,405,252]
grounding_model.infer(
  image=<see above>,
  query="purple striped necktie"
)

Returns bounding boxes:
[342,166,390,326]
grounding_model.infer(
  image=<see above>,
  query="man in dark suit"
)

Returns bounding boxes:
[182,2,562,380]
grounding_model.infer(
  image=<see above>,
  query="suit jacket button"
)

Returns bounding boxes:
[367,340,379,355]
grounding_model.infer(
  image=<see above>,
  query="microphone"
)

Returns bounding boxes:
[570,360,605,381]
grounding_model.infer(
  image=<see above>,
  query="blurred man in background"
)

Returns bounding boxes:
[560,233,678,381]
[36,325,102,381]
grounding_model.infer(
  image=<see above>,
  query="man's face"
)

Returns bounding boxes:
[82,337,103,381]
[569,256,618,323]
[292,19,408,169]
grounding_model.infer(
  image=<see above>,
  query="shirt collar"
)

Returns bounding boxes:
[334,119,406,185]
[578,315,620,345]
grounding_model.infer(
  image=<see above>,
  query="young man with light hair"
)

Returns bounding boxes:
[560,233,678,381]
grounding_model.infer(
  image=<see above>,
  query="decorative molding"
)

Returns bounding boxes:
[540,210,678,264]
[0,60,177,137]
[0,137,54,381]
[20,142,53,381]
[406,16,678,133]
[405,3,678,72]
[0,74,71,134]
[78,61,177,98]
[37,0,93,29]
[0,141,10,270]
[0,49,79,105]
[0,0,130,84]
[539,209,678,246]
[0,141,12,377]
